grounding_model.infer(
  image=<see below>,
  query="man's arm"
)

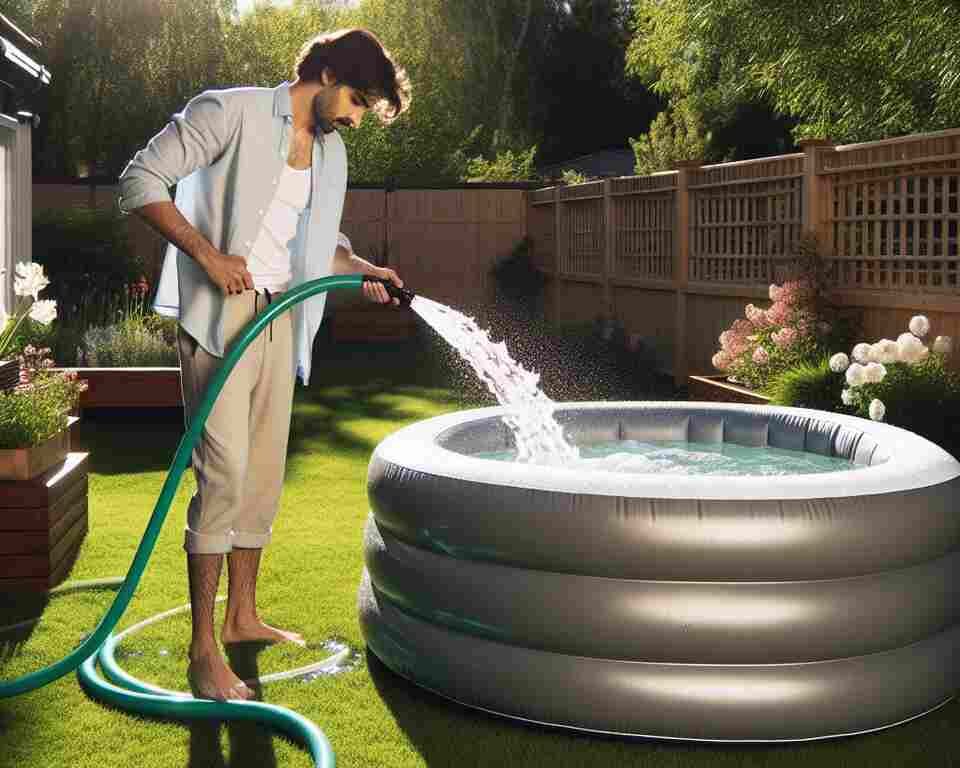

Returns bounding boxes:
[331,237,403,305]
[119,90,252,295]
[135,201,252,296]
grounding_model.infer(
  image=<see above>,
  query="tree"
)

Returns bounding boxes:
[532,0,661,165]
[627,0,960,143]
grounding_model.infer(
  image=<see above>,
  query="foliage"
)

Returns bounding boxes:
[826,317,959,458]
[491,237,545,307]
[81,294,177,367]
[629,98,709,174]
[712,279,831,391]
[464,146,539,182]
[32,207,147,333]
[29,0,234,177]
[0,346,87,449]
[0,262,57,362]
[626,0,960,143]
[766,356,842,411]
[560,169,587,185]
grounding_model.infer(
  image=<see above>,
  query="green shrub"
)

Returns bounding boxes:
[464,145,539,182]
[561,169,587,185]
[32,207,148,333]
[81,299,177,367]
[0,348,87,448]
[842,352,960,459]
[766,357,845,411]
[491,237,545,308]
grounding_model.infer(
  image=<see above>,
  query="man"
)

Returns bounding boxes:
[119,29,411,701]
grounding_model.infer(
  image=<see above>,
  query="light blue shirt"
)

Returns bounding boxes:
[118,81,348,385]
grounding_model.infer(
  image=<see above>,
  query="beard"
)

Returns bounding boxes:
[311,91,338,135]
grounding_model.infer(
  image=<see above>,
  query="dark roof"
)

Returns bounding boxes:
[538,148,636,180]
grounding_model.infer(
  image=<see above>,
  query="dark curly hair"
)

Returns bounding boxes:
[294,28,411,124]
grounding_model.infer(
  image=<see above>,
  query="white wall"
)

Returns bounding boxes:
[0,113,32,318]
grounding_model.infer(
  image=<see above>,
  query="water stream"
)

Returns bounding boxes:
[410,296,579,464]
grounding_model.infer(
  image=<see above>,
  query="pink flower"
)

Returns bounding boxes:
[745,304,765,324]
[772,327,798,348]
[765,302,792,326]
[712,351,730,371]
[752,346,769,365]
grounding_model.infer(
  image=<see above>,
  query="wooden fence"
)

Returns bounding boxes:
[31,183,529,315]
[529,131,960,385]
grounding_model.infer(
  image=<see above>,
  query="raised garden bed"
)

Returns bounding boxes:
[0,451,90,591]
[687,374,771,405]
[55,367,182,409]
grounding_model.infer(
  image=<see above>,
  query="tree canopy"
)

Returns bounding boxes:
[628,0,960,144]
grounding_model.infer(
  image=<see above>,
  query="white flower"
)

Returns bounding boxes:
[28,299,57,325]
[933,335,953,356]
[13,261,50,300]
[829,352,850,373]
[908,315,930,337]
[851,342,872,363]
[897,334,928,364]
[869,398,886,421]
[841,388,853,405]
[769,284,780,301]
[864,362,886,383]
[845,362,865,387]
[872,339,898,364]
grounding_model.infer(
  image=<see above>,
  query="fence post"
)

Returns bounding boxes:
[799,138,835,252]
[602,179,614,317]
[673,160,699,388]
[553,185,563,275]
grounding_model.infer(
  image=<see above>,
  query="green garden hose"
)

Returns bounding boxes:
[1,273,389,767]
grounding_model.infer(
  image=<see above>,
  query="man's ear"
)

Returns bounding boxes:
[321,67,337,88]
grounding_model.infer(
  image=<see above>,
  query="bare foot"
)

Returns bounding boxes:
[187,651,255,701]
[221,618,306,647]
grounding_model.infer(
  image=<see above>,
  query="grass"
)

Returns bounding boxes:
[1,335,958,767]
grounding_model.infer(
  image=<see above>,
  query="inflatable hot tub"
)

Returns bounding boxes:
[359,402,960,741]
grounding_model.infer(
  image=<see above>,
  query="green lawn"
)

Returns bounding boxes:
[1,338,957,768]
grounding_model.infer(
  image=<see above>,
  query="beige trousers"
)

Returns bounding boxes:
[177,290,294,554]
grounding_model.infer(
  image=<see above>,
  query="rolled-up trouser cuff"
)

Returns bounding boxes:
[183,527,274,554]
[232,528,273,549]
[183,527,234,555]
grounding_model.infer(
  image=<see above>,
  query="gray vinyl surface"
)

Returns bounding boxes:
[360,402,960,741]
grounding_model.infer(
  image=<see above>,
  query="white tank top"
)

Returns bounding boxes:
[248,163,311,292]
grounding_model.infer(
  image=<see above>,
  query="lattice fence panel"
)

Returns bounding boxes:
[828,164,960,293]
[559,197,604,276]
[689,175,803,283]
[612,191,674,280]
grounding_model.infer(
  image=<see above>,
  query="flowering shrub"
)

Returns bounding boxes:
[827,315,956,422]
[0,262,58,362]
[712,279,832,390]
[0,346,88,449]
[826,315,960,457]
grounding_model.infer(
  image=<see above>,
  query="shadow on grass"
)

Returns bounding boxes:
[0,590,47,670]
[366,648,960,767]
[186,643,278,768]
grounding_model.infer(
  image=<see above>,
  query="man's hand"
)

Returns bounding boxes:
[201,251,254,296]
[362,267,404,306]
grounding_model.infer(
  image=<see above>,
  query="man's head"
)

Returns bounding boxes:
[294,28,411,135]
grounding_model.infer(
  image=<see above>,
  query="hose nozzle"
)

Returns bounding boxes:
[363,276,415,307]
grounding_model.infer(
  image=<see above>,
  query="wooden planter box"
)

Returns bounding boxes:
[0,416,78,481]
[331,306,418,343]
[0,452,90,591]
[687,375,772,405]
[55,367,183,409]
[0,358,18,393]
